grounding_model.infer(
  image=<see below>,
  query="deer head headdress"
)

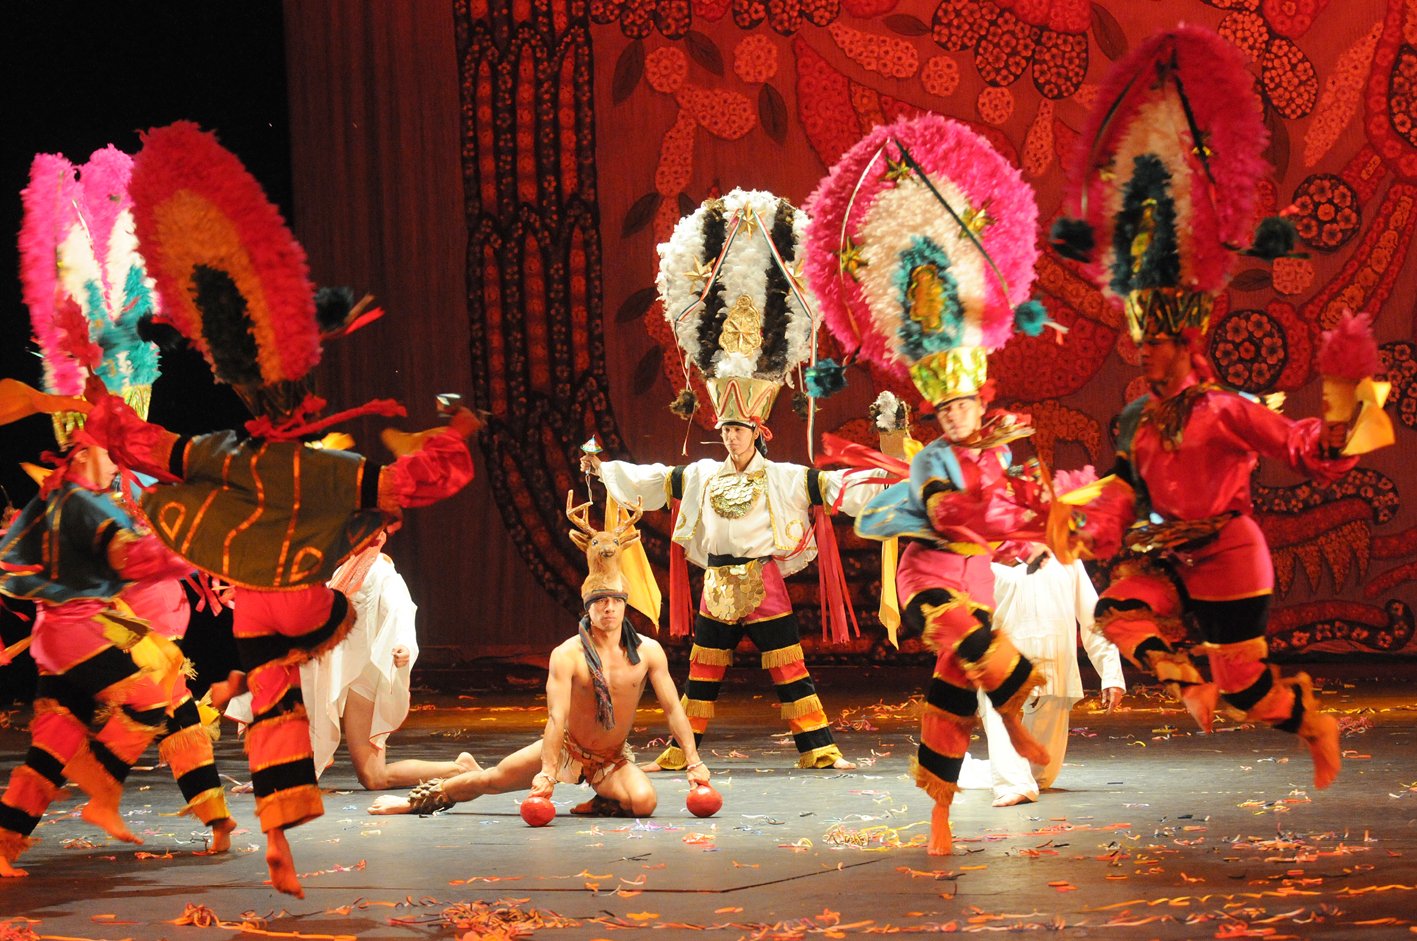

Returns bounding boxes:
[566,492,643,607]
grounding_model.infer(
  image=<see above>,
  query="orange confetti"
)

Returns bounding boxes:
[626,911,659,921]
[715,906,744,913]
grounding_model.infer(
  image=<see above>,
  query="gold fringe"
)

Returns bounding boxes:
[653,745,687,770]
[796,744,844,769]
[919,594,990,653]
[158,723,215,777]
[0,828,34,865]
[911,758,960,805]
[254,784,324,833]
[30,697,65,720]
[779,694,825,721]
[682,698,716,719]
[992,667,1046,719]
[62,746,120,803]
[760,644,805,670]
[262,600,358,671]
[689,645,734,666]
[178,786,231,825]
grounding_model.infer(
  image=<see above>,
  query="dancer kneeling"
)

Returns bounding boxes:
[372,503,709,817]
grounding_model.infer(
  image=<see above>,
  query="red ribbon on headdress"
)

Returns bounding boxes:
[243,393,406,442]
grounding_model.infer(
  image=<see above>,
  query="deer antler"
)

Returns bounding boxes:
[613,497,644,537]
[566,491,597,551]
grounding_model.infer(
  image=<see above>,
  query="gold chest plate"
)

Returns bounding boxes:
[707,469,766,520]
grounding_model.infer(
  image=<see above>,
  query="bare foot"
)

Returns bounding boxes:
[264,827,303,898]
[230,781,254,795]
[207,817,237,854]
[82,800,142,844]
[1181,682,1219,734]
[927,803,953,856]
[367,795,414,815]
[0,858,28,878]
[991,792,1036,807]
[1000,713,1050,768]
[455,753,481,774]
[829,756,857,770]
[1301,712,1342,790]
[638,761,666,773]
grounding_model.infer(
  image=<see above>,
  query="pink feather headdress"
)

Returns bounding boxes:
[1050,26,1290,341]
[802,113,1044,406]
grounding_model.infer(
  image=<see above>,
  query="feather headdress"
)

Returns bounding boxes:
[1050,26,1285,342]
[130,121,321,420]
[802,113,1044,407]
[17,149,161,447]
[657,188,815,430]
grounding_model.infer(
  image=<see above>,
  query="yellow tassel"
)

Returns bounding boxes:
[760,644,805,670]
[178,786,231,825]
[683,699,716,719]
[158,723,215,777]
[911,758,960,805]
[779,694,825,721]
[878,538,901,649]
[689,645,734,666]
[254,785,324,833]
[796,744,845,769]
[196,694,222,743]
[653,745,687,770]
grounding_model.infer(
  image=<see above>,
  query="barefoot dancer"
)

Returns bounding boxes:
[78,122,477,897]
[801,114,1059,854]
[1047,28,1384,790]
[0,438,190,876]
[371,497,709,817]
[226,535,476,789]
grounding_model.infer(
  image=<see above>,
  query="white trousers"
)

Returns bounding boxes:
[958,691,1076,801]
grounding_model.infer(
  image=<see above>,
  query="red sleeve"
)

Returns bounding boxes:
[82,393,181,482]
[1221,395,1357,486]
[377,429,475,510]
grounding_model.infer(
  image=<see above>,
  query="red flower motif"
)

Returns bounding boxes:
[1291,174,1361,252]
[930,0,1086,99]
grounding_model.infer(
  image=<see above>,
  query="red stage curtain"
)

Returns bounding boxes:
[286,1,1417,658]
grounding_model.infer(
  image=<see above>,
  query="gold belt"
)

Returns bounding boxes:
[702,559,767,622]
[1123,512,1236,555]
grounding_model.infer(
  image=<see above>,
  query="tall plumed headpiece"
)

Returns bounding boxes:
[1050,26,1287,343]
[18,147,162,448]
[129,121,321,421]
[802,114,1044,408]
[657,188,815,430]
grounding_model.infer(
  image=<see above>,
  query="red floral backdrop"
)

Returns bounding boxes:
[453,0,1417,657]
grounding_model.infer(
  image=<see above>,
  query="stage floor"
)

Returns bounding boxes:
[2,664,1415,939]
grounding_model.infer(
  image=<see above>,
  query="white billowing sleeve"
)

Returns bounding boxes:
[360,555,419,752]
[817,466,890,517]
[596,460,675,512]
[1074,560,1124,690]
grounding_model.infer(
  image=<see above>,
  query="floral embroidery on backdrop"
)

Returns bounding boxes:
[455,0,1417,656]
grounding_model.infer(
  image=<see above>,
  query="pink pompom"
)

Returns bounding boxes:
[1317,310,1380,381]
[1052,464,1098,495]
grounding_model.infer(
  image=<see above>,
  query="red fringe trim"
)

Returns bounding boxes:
[814,508,858,645]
